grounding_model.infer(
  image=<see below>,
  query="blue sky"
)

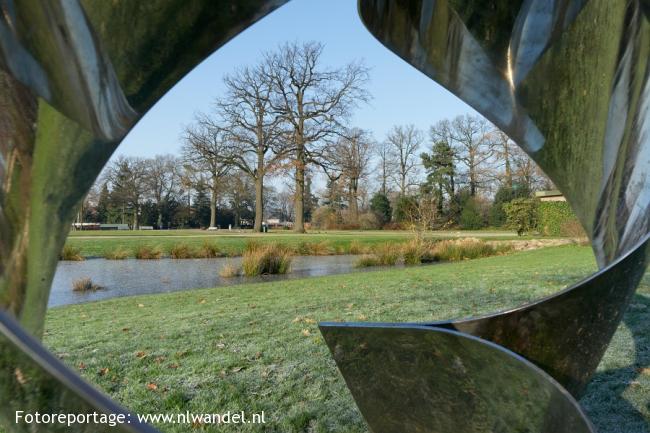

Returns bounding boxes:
[115,0,475,161]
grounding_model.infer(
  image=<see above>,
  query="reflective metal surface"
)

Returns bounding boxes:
[320,323,594,433]
[0,1,286,431]
[320,1,650,432]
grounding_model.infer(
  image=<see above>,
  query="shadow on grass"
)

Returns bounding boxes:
[581,293,650,433]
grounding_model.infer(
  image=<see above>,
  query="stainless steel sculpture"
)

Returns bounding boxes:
[320,1,650,432]
[0,1,287,431]
[0,0,647,432]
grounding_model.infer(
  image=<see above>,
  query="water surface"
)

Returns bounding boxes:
[50,255,400,307]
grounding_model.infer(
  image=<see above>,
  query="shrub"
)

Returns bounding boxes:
[359,212,381,230]
[60,245,84,261]
[72,277,103,292]
[489,184,532,227]
[354,255,380,267]
[373,243,400,266]
[104,247,130,260]
[537,201,577,236]
[311,206,339,229]
[196,242,222,258]
[393,195,419,223]
[241,244,292,276]
[219,262,241,278]
[370,193,392,225]
[460,197,485,229]
[169,243,195,259]
[134,245,163,259]
[560,219,587,238]
[504,198,538,236]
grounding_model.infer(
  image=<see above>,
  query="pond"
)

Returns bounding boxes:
[49,255,413,307]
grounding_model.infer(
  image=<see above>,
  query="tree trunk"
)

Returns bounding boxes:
[133,205,139,230]
[253,146,265,232]
[253,176,264,232]
[349,180,359,223]
[209,176,218,228]
[294,149,305,233]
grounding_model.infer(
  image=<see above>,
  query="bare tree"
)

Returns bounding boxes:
[511,145,553,192]
[329,128,374,223]
[491,129,514,188]
[181,117,231,229]
[385,124,423,195]
[449,114,494,196]
[106,156,148,229]
[264,41,370,232]
[374,139,393,196]
[144,154,180,229]
[217,64,285,232]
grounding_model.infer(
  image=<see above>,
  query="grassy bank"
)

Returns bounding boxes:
[43,246,650,432]
[64,229,546,258]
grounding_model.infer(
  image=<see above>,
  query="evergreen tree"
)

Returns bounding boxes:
[96,182,110,223]
[192,180,212,228]
[421,140,456,217]
[370,192,392,225]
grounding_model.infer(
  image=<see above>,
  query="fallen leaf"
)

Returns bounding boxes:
[198,298,207,304]
[137,304,145,308]
[154,356,166,364]
[78,362,87,370]
[231,366,244,373]
[98,368,109,376]
[216,343,226,349]
[168,363,180,369]
[14,368,27,385]
[121,327,130,332]
[146,382,158,391]
[301,329,311,337]
[136,351,146,359]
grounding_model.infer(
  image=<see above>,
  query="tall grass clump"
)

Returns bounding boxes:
[197,242,222,258]
[373,243,400,266]
[292,241,335,256]
[104,247,130,260]
[354,255,380,267]
[431,238,498,261]
[348,240,368,255]
[134,245,163,260]
[72,277,103,292]
[241,244,292,276]
[219,262,241,278]
[60,245,84,261]
[169,243,195,259]
[402,239,427,265]
[244,239,263,253]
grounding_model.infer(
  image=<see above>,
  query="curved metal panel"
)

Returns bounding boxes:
[318,1,650,432]
[320,323,595,433]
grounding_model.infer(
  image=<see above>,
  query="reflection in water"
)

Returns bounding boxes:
[49,255,408,307]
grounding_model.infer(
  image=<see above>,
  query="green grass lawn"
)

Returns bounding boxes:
[65,229,547,258]
[43,245,650,432]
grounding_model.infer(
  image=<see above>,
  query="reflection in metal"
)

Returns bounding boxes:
[0,1,286,431]
[320,1,650,432]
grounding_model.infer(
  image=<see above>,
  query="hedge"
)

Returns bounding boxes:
[536,201,578,236]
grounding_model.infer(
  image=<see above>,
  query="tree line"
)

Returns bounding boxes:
[78,41,551,232]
